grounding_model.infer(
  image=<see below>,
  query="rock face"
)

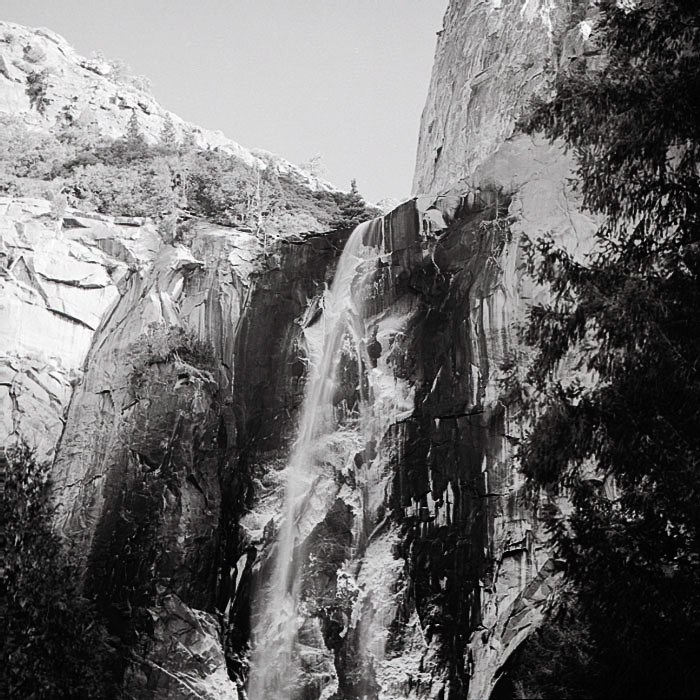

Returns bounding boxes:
[0,20,363,700]
[232,2,597,699]
[235,138,594,699]
[405,1,599,696]
[2,4,600,699]
[47,209,353,696]
[124,594,239,700]
[413,0,594,196]
[0,197,159,463]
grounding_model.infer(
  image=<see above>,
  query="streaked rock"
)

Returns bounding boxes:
[124,594,239,700]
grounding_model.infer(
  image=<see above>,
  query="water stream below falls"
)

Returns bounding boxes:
[247,220,382,700]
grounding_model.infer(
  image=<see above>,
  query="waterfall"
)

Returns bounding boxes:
[247,220,380,700]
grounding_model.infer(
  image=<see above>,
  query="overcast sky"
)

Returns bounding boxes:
[3,0,446,202]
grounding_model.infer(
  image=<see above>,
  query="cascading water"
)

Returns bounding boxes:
[247,220,381,700]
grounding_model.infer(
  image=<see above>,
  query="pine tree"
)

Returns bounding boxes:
[518,2,700,696]
[334,178,370,228]
[123,110,148,160]
[159,113,178,150]
[126,110,142,143]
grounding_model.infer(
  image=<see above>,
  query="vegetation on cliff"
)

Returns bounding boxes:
[0,110,378,236]
[514,1,700,697]
[2,445,118,699]
[125,323,216,392]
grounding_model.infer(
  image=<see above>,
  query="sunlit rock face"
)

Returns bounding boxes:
[413,0,595,196]
[0,198,250,698]
[0,197,159,463]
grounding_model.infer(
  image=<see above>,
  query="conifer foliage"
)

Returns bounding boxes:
[333,178,369,228]
[517,1,700,697]
[2,446,118,699]
[0,112,378,235]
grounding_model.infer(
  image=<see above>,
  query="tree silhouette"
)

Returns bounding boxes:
[2,445,118,698]
[517,2,700,696]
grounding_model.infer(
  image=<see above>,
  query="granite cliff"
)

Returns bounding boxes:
[2,3,600,698]
[0,21,332,190]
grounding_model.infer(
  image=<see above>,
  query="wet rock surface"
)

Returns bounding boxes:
[233,182,573,698]
[234,134,595,698]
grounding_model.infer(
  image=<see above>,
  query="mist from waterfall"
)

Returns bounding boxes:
[247,220,380,700]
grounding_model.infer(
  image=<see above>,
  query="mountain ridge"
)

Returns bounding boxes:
[0,20,337,195]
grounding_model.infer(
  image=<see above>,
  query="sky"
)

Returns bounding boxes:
[2,0,447,202]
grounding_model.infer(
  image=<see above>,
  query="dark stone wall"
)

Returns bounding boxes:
[232,229,352,452]
[383,190,514,696]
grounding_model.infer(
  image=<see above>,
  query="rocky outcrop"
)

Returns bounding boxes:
[413,0,596,195]
[123,595,239,700]
[0,198,247,696]
[0,196,159,463]
[407,1,600,696]
[0,21,332,192]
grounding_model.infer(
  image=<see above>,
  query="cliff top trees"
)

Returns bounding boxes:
[0,109,380,236]
[518,1,700,696]
[123,110,149,161]
[332,178,375,228]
